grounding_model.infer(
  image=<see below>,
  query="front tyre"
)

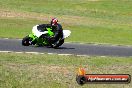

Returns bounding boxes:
[22,36,31,46]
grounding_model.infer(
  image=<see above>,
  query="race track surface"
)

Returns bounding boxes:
[0,39,132,57]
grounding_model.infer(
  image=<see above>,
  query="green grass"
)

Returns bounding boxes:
[0,1,132,88]
[0,0,132,18]
[0,0,132,45]
[0,18,45,38]
[0,52,132,88]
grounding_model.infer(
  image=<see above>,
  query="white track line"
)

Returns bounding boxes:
[47,53,55,55]
[3,38,9,39]
[0,51,11,53]
[77,55,90,57]
[0,50,92,57]
[25,52,39,54]
[58,54,73,56]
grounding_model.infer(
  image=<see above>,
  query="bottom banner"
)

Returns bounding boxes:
[76,68,131,85]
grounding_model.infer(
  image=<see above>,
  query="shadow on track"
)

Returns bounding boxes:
[29,45,75,50]
[54,47,75,49]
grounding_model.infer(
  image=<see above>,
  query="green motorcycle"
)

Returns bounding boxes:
[22,25,71,48]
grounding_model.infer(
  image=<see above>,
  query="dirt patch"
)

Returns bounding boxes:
[3,63,71,75]
[0,9,84,25]
[0,9,105,26]
[0,9,51,21]
[93,64,132,74]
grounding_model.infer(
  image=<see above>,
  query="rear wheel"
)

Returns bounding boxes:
[22,36,31,46]
[52,39,64,48]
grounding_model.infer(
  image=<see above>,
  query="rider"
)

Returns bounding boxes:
[36,18,63,44]
[50,18,63,43]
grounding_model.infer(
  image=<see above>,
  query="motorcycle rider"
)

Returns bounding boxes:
[32,18,63,45]
[50,18,63,43]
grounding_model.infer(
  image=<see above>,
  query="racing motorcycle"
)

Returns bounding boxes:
[22,25,71,48]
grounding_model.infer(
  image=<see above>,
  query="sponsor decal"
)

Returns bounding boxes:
[76,68,131,85]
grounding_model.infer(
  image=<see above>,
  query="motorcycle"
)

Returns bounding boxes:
[22,25,71,48]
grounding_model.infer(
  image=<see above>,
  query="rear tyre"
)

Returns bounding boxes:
[22,36,31,46]
[52,39,64,48]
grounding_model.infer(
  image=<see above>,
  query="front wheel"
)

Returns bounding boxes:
[22,36,31,46]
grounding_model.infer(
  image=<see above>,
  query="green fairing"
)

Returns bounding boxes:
[47,28,54,37]
[37,37,47,45]
[29,33,36,40]
[28,28,54,46]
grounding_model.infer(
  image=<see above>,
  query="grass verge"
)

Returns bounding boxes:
[0,52,132,88]
[0,0,132,45]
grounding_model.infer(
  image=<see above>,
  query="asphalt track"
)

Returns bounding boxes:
[0,38,132,57]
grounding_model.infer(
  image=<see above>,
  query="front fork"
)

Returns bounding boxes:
[28,33,48,46]
[28,33,37,45]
